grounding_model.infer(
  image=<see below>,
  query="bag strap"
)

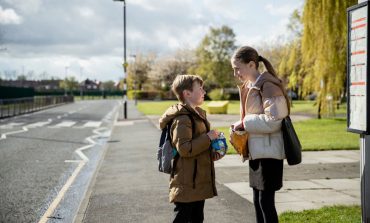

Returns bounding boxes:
[259,81,290,116]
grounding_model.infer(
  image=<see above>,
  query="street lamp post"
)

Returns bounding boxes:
[113,0,128,119]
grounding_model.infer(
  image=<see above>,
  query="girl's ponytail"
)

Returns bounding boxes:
[259,55,291,114]
[259,56,277,78]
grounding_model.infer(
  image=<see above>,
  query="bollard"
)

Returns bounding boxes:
[124,99,127,119]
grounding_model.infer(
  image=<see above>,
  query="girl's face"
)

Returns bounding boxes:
[184,81,206,107]
[231,58,255,82]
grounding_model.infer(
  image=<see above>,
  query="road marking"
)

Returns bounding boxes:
[38,127,110,223]
[0,122,25,129]
[38,105,120,223]
[83,121,102,128]
[38,161,86,223]
[103,101,120,123]
[0,127,28,140]
[25,121,51,128]
[54,121,76,128]
[64,160,81,163]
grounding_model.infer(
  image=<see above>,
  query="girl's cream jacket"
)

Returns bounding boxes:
[239,72,288,160]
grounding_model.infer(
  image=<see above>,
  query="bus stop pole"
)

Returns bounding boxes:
[356,1,370,222]
[360,135,370,223]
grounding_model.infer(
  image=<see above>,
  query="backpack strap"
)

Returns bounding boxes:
[159,120,172,148]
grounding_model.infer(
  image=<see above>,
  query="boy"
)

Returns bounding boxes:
[159,74,221,223]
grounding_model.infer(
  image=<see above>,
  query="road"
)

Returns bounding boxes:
[0,99,120,223]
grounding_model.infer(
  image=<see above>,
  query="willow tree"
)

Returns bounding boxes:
[279,40,304,95]
[301,0,357,118]
[277,9,305,100]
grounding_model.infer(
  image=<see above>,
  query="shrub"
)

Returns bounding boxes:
[127,90,165,100]
[207,88,230,101]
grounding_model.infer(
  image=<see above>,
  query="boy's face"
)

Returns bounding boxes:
[184,81,206,107]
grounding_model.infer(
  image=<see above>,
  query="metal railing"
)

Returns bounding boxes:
[0,96,74,119]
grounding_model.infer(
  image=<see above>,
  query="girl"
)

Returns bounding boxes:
[230,46,289,223]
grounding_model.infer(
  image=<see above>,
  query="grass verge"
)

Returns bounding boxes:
[217,117,358,155]
[279,205,361,223]
[136,100,346,116]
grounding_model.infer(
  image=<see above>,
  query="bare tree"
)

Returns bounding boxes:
[148,48,196,91]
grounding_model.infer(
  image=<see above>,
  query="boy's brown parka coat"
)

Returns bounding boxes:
[159,103,217,203]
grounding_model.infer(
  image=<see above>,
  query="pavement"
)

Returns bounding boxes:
[76,101,361,223]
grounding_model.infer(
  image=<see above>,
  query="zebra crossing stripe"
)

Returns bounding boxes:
[25,121,50,128]
[54,121,76,127]
[82,121,102,128]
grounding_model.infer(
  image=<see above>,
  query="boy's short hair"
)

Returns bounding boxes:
[171,74,204,103]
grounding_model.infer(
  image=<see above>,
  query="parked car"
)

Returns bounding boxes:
[306,93,317,101]
[287,90,298,100]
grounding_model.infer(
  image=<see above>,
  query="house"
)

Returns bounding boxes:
[79,79,101,91]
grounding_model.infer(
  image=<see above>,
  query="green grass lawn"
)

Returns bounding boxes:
[137,100,179,115]
[218,117,358,154]
[137,100,240,115]
[136,100,346,116]
[279,205,361,223]
[293,118,358,151]
[290,100,347,116]
[137,100,357,153]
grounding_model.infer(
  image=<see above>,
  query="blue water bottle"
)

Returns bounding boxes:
[211,132,227,156]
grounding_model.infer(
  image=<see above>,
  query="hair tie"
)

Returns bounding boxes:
[258,55,263,61]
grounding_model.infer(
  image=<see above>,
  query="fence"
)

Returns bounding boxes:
[0,96,74,119]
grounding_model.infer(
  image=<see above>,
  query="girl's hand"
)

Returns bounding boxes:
[212,151,223,161]
[231,120,244,131]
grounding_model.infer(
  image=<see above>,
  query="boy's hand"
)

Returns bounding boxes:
[207,130,218,141]
[212,151,223,161]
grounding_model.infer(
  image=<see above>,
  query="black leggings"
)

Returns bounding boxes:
[173,200,205,223]
[253,189,278,223]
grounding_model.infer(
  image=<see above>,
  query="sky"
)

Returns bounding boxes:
[0,0,303,82]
